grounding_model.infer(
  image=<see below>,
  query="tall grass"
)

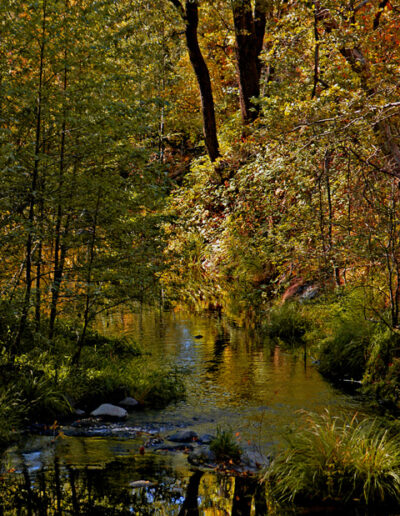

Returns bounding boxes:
[263,302,312,346]
[265,411,400,508]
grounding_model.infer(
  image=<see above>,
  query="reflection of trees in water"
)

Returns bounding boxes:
[0,457,265,515]
[205,332,230,374]
[178,470,203,516]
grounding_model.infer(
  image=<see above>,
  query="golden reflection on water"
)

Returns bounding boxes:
[97,307,363,451]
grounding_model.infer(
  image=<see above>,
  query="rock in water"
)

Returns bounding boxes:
[198,433,214,444]
[119,397,139,408]
[168,430,198,443]
[188,447,216,466]
[90,404,127,419]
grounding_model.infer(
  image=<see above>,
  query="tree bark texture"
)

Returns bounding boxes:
[232,0,267,122]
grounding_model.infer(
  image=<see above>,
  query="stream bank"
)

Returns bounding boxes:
[1,308,375,514]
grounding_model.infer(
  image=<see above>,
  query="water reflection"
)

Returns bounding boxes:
[1,452,265,515]
[97,308,364,453]
[205,332,230,375]
[1,308,369,514]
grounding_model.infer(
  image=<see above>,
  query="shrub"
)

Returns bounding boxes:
[362,329,400,408]
[18,370,72,421]
[210,427,242,463]
[63,357,185,411]
[126,362,185,408]
[263,302,311,346]
[317,298,375,382]
[0,389,24,449]
[265,411,400,508]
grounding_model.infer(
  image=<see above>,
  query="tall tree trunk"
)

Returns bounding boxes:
[35,199,43,332]
[169,0,220,162]
[178,470,203,516]
[232,0,267,123]
[72,190,101,365]
[49,54,68,340]
[15,0,47,349]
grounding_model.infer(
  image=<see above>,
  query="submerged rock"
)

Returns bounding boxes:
[119,397,139,409]
[158,443,194,452]
[198,433,214,444]
[28,423,59,436]
[188,446,216,466]
[145,437,164,448]
[90,404,127,419]
[168,430,198,443]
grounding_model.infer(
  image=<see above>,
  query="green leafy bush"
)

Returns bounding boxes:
[317,297,375,382]
[362,329,400,408]
[263,302,311,346]
[265,411,400,508]
[18,370,71,421]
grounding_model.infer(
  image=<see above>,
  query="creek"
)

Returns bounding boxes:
[1,308,368,514]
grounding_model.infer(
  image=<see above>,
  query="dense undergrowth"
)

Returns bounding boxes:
[265,411,400,511]
[259,290,400,412]
[0,303,185,450]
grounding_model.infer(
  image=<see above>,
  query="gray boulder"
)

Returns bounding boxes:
[168,430,198,443]
[90,403,127,419]
[119,397,139,409]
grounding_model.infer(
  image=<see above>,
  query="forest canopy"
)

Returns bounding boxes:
[0,0,399,393]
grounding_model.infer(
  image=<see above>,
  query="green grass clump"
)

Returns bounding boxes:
[265,411,400,509]
[0,389,24,449]
[317,306,373,382]
[263,302,311,346]
[210,427,242,463]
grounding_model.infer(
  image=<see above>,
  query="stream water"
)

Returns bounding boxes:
[0,309,369,515]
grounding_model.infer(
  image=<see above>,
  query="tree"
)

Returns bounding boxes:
[168,0,220,162]
[231,0,268,122]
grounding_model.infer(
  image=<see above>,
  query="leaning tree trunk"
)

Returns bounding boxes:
[169,0,220,162]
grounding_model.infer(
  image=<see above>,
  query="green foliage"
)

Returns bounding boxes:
[318,322,372,382]
[362,330,400,407]
[0,308,185,448]
[0,389,24,450]
[65,358,184,411]
[265,411,400,508]
[209,427,242,463]
[17,370,71,421]
[263,302,312,346]
[127,363,185,408]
